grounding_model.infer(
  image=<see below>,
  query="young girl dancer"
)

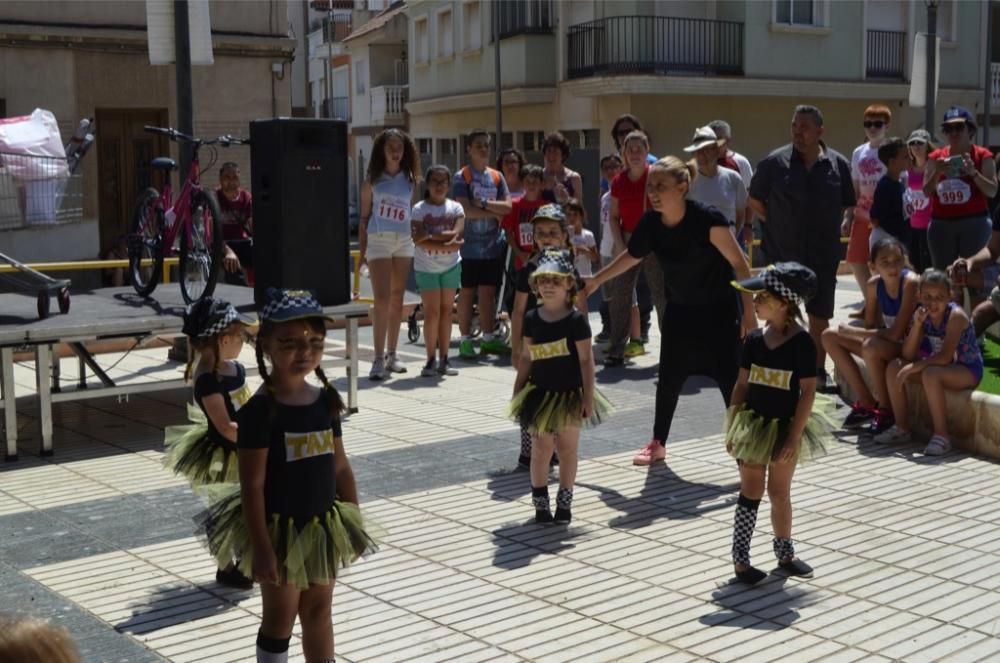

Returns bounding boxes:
[511,204,575,468]
[822,237,919,435]
[411,165,465,377]
[164,297,255,588]
[566,198,597,315]
[201,288,376,663]
[876,270,984,455]
[510,249,610,523]
[727,263,832,584]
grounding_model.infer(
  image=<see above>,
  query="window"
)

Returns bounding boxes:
[775,0,814,25]
[582,129,600,149]
[501,132,513,149]
[462,1,482,52]
[354,59,366,95]
[493,0,554,40]
[417,138,432,156]
[414,17,429,64]
[519,131,544,152]
[438,138,457,156]
[437,8,454,59]
[937,0,955,42]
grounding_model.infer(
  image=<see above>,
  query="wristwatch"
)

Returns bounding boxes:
[478,198,488,210]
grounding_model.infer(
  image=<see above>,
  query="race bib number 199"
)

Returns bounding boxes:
[936,179,972,206]
[374,193,410,226]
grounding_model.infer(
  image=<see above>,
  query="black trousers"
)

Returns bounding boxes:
[653,303,742,443]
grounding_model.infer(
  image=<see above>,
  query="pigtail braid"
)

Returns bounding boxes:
[255,339,278,423]
[314,367,346,419]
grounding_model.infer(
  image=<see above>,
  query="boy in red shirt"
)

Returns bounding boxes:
[502,164,546,270]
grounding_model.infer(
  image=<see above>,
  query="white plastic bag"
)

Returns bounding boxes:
[0,109,70,181]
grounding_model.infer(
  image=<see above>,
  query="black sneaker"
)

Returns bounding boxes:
[535,509,554,524]
[868,408,895,436]
[817,369,839,394]
[517,453,530,469]
[554,507,571,523]
[640,334,649,344]
[216,566,253,590]
[842,402,876,429]
[603,355,625,368]
[595,329,610,343]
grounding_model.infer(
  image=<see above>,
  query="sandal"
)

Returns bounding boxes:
[778,558,814,578]
[735,566,767,585]
[923,435,952,456]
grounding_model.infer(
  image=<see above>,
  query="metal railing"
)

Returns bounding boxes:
[992,63,1000,107]
[0,153,83,230]
[321,13,352,43]
[493,0,554,39]
[567,16,744,79]
[866,29,906,79]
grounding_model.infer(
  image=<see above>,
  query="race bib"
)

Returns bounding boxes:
[373,193,410,226]
[903,189,929,216]
[936,179,972,206]
[518,222,533,248]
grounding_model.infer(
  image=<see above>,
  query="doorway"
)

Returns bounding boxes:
[95,108,169,254]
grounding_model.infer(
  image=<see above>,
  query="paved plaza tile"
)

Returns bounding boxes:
[2,277,999,661]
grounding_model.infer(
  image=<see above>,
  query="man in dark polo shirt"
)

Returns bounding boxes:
[748,105,855,389]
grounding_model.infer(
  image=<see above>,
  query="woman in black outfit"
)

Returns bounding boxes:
[585,156,757,465]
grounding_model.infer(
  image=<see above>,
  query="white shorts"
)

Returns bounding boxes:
[366,231,414,260]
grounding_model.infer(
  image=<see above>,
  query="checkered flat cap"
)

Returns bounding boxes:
[732,262,817,306]
[530,249,575,281]
[183,297,255,339]
[260,288,334,323]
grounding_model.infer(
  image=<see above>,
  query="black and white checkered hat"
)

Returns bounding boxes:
[182,297,256,339]
[529,249,575,282]
[259,288,334,324]
[732,262,817,306]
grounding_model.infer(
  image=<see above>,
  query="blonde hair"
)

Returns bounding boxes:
[650,156,697,193]
[0,615,80,663]
[621,130,649,151]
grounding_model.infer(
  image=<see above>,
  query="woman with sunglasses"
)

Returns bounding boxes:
[904,129,935,272]
[844,105,892,295]
[497,148,526,199]
[922,106,998,272]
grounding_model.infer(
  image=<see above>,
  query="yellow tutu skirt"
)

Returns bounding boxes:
[724,394,836,465]
[507,383,613,434]
[196,488,378,590]
[163,404,239,487]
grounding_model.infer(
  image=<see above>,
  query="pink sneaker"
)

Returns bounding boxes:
[633,439,666,466]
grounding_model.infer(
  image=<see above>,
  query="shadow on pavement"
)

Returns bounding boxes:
[577,463,740,530]
[116,581,251,635]
[702,575,818,629]
[490,520,592,570]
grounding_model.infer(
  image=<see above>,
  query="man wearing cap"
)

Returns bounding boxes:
[922,106,997,271]
[748,105,855,388]
[685,126,748,237]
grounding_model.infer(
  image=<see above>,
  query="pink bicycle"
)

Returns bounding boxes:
[128,126,236,304]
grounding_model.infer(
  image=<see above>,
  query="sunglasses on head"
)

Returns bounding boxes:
[941,123,968,134]
[863,120,885,129]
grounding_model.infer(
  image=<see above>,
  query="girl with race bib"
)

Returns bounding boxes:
[411,165,465,377]
[905,129,935,272]
[922,107,998,271]
[359,129,420,381]
[876,270,984,455]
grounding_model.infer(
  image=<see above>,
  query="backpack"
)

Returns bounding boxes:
[460,165,502,191]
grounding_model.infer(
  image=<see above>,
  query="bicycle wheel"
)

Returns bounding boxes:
[179,189,224,304]
[128,187,164,297]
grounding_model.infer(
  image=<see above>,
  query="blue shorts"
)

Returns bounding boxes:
[415,262,462,291]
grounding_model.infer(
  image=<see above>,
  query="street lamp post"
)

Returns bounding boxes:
[494,0,502,159]
[925,0,939,133]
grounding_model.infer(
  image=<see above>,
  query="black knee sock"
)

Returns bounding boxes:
[532,485,550,512]
[256,631,290,663]
[732,493,761,566]
[773,537,795,562]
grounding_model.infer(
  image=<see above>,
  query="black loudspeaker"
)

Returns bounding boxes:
[250,118,350,307]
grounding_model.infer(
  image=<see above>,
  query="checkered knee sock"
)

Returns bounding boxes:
[773,537,795,562]
[556,487,573,510]
[532,485,550,512]
[520,425,532,457]
[732,494,761,566]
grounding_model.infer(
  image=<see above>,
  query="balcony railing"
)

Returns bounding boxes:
[567,16,744,79]
[992,63,1000,107]
[493,0,554,39]
[371,85,408,126]
[866,29,906,79]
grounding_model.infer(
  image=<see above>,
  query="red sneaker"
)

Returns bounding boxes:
[633,439,666,466]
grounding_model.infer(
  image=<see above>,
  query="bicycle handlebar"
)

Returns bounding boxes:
[144,126,249,147]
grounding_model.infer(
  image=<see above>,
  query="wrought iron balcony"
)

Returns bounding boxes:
[567,16,744,79]
[866,29,906,79]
